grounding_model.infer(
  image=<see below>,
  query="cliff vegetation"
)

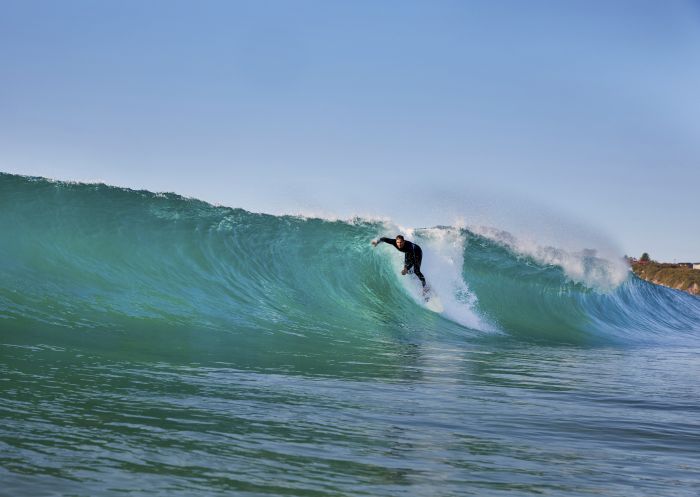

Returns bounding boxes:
[631,260,700,296]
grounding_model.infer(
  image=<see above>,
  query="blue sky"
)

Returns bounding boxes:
[2,0,699,261]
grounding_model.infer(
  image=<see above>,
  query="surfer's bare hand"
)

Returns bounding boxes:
[371,240,377,247]
[401,268,408,275]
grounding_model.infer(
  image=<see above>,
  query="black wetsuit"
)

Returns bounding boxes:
[378,237,426,287]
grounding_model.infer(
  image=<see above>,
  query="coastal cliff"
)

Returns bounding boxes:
[631,261,700,296]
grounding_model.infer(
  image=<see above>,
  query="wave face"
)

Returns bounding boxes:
[1,173,699,351]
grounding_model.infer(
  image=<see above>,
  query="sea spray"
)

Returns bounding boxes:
[396,226,492,331]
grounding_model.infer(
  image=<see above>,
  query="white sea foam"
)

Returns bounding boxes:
[378,223,495,332]
[467,225,630,291]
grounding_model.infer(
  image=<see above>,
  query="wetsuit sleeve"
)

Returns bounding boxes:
[377,237,397,248]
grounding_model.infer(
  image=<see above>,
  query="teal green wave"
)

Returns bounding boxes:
[1,173,699,350]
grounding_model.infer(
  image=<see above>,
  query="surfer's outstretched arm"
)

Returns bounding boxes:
[372,237,397,248]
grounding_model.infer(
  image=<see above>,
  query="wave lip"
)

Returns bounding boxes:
[467,225,630,291]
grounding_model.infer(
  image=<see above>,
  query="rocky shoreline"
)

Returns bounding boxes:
[631,261,700,296]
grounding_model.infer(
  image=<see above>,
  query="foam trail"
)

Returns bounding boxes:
[397,226,494,332]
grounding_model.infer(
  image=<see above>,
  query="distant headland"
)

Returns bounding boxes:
[628,253,700,296]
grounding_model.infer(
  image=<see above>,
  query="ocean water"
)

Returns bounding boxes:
[1,173,699,496]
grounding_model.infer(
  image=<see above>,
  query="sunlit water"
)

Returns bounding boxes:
[3,337,699,497]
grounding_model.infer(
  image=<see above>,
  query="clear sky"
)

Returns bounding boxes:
[2,0,699,261]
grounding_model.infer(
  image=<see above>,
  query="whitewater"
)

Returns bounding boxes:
[2,173,700,497]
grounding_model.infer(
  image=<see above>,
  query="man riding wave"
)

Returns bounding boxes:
[372,235,426,288]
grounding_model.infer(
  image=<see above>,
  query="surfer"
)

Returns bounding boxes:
[372,235,426,288]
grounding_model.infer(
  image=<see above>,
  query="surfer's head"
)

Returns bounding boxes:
[395,235,405,249]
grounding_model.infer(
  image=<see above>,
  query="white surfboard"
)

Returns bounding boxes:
[423,288,444,313]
